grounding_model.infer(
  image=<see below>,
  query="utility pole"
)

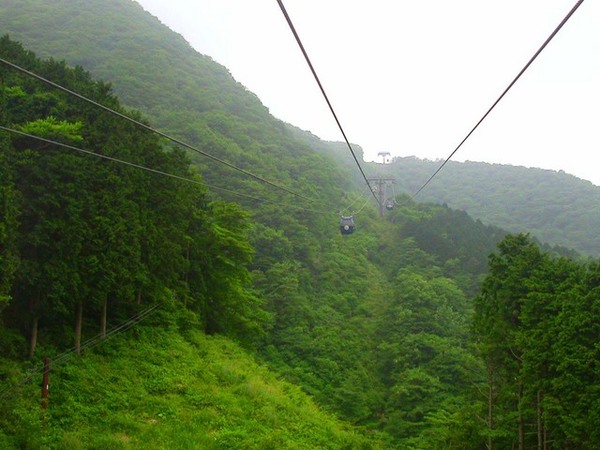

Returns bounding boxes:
[41,357,51,427]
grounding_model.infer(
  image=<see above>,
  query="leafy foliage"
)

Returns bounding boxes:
[0,36,264,351]
[473,234,600,449]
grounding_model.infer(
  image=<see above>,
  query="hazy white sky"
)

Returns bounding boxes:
[134,0,600,185]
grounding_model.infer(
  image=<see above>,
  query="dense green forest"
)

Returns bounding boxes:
[0,1,599,448]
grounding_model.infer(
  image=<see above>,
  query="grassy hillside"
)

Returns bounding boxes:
[0,322,383,449]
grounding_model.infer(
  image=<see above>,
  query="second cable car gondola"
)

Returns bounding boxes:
[339,216,355,235]
[386,199,394,210]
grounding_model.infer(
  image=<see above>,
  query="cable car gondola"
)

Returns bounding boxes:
[386,200,394,210]
[339,216,355,235]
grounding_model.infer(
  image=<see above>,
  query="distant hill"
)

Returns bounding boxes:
[374,157,600,256]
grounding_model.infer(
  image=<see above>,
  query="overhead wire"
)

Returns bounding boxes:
[0,125,335,215]
[411,0,585,198]
[352,193,375,216]
[0,57,364,216]
[0,56,315,203]
[275,0,380,206]
[340,185,370,215]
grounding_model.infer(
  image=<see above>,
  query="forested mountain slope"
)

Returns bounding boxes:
[1,2,599,448]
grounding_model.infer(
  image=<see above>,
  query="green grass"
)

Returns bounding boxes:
[0,326,383,449]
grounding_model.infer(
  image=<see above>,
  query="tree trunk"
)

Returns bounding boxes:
[28,316,39,359]
[488,378,494,450]
[518,381,525,450]
[75,301,83,355]
[136,288,142,305]
[100,297,107,339]
[537,390,543,450]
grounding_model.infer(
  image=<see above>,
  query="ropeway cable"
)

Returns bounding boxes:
[276,0,380,206]
[411,0,585,198]
[340,185,370,216]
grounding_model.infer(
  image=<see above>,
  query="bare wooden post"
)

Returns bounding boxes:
[41,357,50,408]
[41,357,51,427]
